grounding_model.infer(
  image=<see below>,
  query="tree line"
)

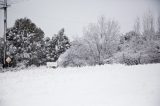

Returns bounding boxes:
[59,12,160,67]
[0,18,70,68]
[0,11,160,69]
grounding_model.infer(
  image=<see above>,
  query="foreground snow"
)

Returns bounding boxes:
[0,64,160,106]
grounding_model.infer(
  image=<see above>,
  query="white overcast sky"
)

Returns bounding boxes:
[0,0,160,39]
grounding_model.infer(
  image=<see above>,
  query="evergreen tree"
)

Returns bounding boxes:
[6,18,44,66]
[45,28,70,62]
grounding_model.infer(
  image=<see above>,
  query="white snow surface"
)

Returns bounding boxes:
[0,64,160,106]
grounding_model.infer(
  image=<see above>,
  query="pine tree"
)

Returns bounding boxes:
[45,28,70,62]
[6,18,44,66]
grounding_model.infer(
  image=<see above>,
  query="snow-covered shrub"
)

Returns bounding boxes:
[114,51,142,65]
[123,54,141,65]
[16,61,27,70]
[58,40,89,67]
[143,39,160,63]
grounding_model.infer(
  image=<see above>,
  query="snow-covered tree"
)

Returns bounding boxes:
[6,18,44,66]
[117,12,159,65]
[45,28,70,63]
[84,16,120,64]
[157,15,160,34]
[60,17,120,67]
[133,17,141,34]
[118,31,144,65]
[142,11,155,40]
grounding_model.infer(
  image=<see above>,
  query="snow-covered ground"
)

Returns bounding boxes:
[0,64,160,106]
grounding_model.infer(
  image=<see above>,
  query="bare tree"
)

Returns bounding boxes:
[84,16,120,64]
[157,15,160,34]
[133,17,141,34]
[59,16,120,67]
[142,10,155,40]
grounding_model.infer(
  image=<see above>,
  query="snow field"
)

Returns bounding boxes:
[0,64,160,106]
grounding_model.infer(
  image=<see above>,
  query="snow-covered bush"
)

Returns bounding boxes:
[143,39,160,63]
[122,53,141,65]
[58,39,90,67]
[113,51,141,65]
